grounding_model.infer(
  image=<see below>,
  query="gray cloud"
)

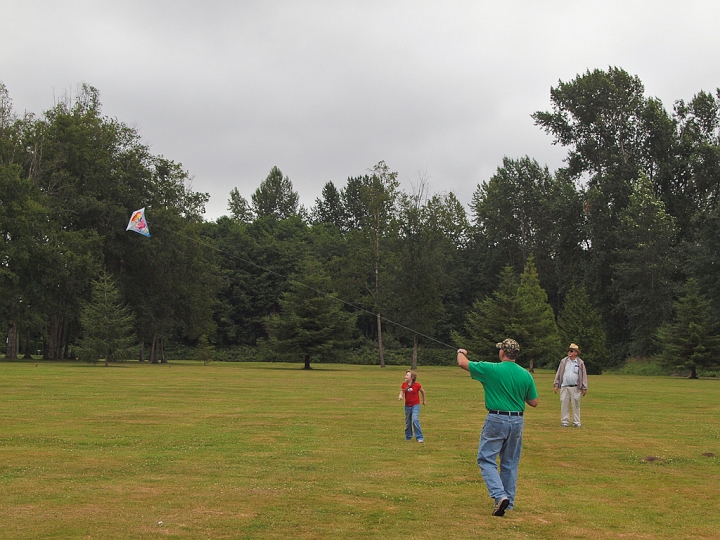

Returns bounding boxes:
[2,1,718,219]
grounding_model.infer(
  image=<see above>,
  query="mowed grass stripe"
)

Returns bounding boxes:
[0,361,718,539]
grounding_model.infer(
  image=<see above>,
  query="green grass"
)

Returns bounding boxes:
[0,360,718,539]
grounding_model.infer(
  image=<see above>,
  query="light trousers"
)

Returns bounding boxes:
[560,386,582,426]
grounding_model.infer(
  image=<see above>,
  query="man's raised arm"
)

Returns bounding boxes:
[457,349,470,371]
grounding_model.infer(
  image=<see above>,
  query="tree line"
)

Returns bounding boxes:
[2,67,719,375]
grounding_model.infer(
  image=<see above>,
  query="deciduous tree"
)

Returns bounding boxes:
[613,174,678,356]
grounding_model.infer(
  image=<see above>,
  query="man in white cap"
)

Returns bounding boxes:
[553,343,588,427]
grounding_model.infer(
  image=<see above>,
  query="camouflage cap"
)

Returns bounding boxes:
[496,338,520,356]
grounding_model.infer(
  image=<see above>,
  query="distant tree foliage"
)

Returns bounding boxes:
[612,173,678,356]
[2,70,720,371]
[228,188,253,223]
[312,181,345,228]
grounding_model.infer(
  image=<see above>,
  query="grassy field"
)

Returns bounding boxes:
[0,360,718,539]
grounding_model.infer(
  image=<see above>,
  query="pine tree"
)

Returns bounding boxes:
[452,266,521,362]
[656,279,720,378]
[251,166,300,220]
[265,259,356,369]
[557,284,608,374]
[513,256,562,369]
[78,271,137,366]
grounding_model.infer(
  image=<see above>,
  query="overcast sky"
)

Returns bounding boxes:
[2,1,719,220]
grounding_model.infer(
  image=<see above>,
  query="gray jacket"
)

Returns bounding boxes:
[553,356,588,391]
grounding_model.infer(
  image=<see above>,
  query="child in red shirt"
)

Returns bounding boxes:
[398,370,426,442]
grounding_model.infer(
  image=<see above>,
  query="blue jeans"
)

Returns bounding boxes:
[404,404,423,440]
[477,413,524,508]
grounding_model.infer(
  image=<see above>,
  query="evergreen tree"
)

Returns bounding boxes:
[557,284,608,374]
[265,259,356,369]
[77,271,137,366]
[455,259,560,369]
[452,266,520,362]
[688,202,720,324]
[195,334,215,365]
[656,279,720,378]
[312,181,345,229]
[252,166,301,220]
[513,257,562,370]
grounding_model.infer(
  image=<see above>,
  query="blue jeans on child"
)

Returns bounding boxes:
[404,404,423,440]
[477,413,524,509]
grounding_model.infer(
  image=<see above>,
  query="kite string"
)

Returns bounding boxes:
[152,222,458,351]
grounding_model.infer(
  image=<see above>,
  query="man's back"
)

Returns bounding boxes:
[468,361,537,412]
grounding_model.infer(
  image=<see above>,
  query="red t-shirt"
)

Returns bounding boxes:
[402,382,422,406]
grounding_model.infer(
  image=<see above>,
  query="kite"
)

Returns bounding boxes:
[126,208,150,237]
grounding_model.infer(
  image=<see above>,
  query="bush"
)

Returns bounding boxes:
[609,357,672,376]
[336,346,456,366]
[207,344,457,366]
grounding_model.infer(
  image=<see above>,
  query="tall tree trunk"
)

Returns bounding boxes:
[303,353,312,370]
[376,313,385,368]
[139,342,145,362]
[44,318,56,360]
[689,365,698,379]
[150,335,158,364]
[160,337,167,364]
[44,314,64,360]
[529,359,535,373]
[61,317,70,359]
[23,326,33,359]
[6,320,19,360]
[411,335,418,370]
[375,233,385,368]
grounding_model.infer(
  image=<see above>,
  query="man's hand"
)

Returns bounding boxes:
[554,386,559,394]
[457,349,470,371]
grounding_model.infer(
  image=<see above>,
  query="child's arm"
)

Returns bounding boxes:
[419,387,426,405]
[398,385,405,400]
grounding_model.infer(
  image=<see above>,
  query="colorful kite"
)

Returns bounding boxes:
[126,208,150,237]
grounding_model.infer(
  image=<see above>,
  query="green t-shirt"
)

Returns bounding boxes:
[468,361,538,412]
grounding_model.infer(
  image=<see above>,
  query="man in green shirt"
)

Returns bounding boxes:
[457,338,538,516]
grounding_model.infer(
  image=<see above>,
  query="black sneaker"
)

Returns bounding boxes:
[492,497,510,516]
